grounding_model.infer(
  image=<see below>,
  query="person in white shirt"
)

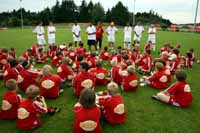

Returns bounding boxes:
[86,22,96,51]
[148,24,157,51]
[47,22,56,45]
[124,22,132,50]
[134,22,144,42]
[33,22,46,47]
[106,22,118,49]
[72,22,81,47]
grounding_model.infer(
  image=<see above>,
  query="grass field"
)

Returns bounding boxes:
[0,27,200,133]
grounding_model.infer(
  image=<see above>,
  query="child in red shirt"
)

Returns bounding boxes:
[57,57,74,89]
[141,62,168,89]
[3,59,19,85]
[100,47,109,60]
[73,88,102,133]
[89,60,108,86]
[16,85,48,130]
[17,60,41,91]
[87,52,97,68]
[0,48,9,68]
[152,71,192,107]
[144,41,152,52]
[182,52,193,68]
[72,54,84,73]
[110,59,122,84]
[51,51,63,67]
[98,82,126,125]
[122,66,138,91]
[136,49,153,73]
[22,49,32,61]
[40,65,62,99]
[76,42,85,55]
[36,48,47,64]
[73,62,96,97]
[169,49,181,74]
[9,47,16,59]
[0,79,21,119]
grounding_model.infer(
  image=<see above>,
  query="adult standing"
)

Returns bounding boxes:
[124,22,132,50]
[148,24,157,51]
[106,22,118,50]
[96,22,104,50]
[86,22,97,51]
[72,22,81,47]
[34,22,46,48]
[47,22,56,45]
[134,22,144,43]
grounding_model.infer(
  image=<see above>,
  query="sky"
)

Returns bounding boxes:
[0,0,199,24]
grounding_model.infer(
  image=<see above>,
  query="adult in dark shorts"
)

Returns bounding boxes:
[96,22,104,50]
[86,22,97,51]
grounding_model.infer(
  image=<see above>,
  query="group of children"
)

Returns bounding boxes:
[0,40,196,132]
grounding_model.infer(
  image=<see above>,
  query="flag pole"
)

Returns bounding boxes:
[20,0,24,29]
[193,0,199,32]
[132,0,136,26]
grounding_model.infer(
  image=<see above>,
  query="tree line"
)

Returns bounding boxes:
[0,0,172,27]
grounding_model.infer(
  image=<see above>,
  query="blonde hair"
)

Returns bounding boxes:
[62,57,70,65]
[26,85,40,98]
[107,82,118,96]
[127,66,135,74]
[155,62,164,71]
[42,65,53,76]
[6,79,17,91]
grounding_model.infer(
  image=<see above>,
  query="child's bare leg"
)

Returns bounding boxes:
[155,92,170,103]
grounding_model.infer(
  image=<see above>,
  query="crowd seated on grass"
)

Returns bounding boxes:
[0,39,195,131]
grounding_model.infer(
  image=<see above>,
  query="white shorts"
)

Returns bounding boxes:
[48,37,55,45]
[108,36,115,43]
[73,35,81,42]
[148,35,156,44]
[124,36,132,43]
[134,34,142,42]
[37,35,46,45]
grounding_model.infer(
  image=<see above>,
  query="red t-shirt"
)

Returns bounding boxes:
[51,55,63,67]
[0,91,21,119]
[111,66,122,84]
[3,67,19,85]
[100,50,109,60]
[40,75,62,98]
[73,72,96,97]
[122,74,138,91]
[17,69,39,91]
[73,104,102,133]
[16,99,47,130]
[96,26,104,39]
[148,70,169,89]
[99,95,126,125]
[167,81,192,107]
[89,67,107,86]
[57,64,73,81]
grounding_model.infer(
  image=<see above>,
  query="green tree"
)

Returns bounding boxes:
[110,1,129,25]
[92,2,105,23]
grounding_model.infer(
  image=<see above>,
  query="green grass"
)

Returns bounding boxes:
[0,27,200,133]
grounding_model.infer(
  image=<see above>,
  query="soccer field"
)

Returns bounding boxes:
[0,28,200,133]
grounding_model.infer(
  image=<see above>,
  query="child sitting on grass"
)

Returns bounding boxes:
[122,65,138,92]
[97,82,126,125]
[0,79,21,119]
[73,88,102,133]
[152,70,192,107]
[40,65,62,99]
[140,62,169,89]
[16,85,60,130]
[3,58,19,85]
